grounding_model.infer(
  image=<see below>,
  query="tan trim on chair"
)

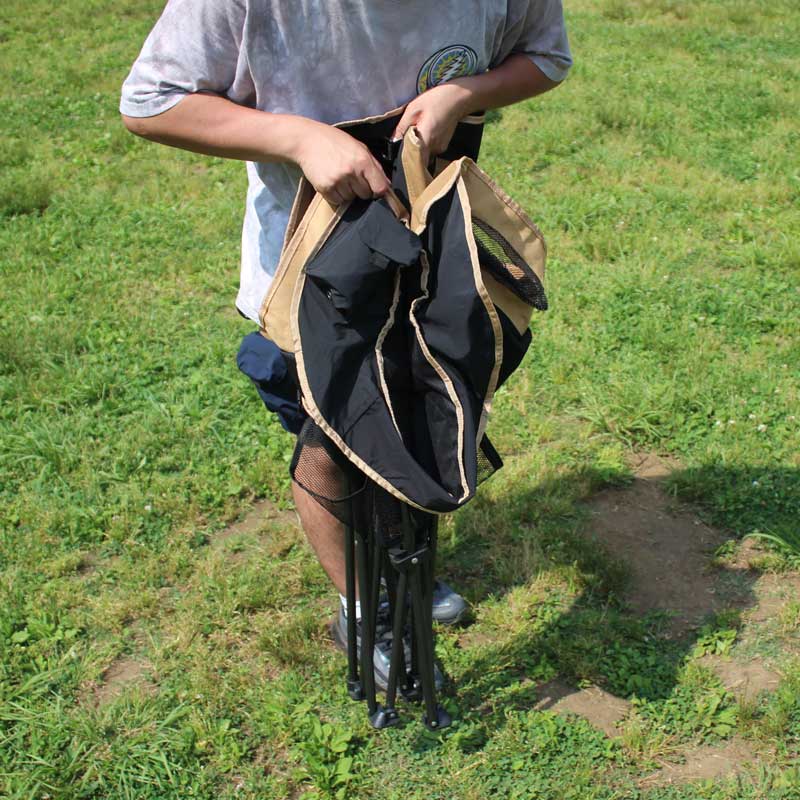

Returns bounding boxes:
[374,269,404,436]
[481,272,534,336]
[401,127,432,208]
[334,105,406,129]
[456,179,504,446]
[408,250,469,503]
[383,189,410,223]
[259,195,346,351]
[462,162,547,284]
[281,178,315,253]
[410,159,465,233]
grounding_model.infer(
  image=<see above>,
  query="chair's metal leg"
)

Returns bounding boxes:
[344,513,362,700]
[344,484,449,729]
[383,566,408,714]
[354,526,380,719]
[369,522,399,728]
[398,504,422,702]
[401,505,450,731]
[369,525,383,631]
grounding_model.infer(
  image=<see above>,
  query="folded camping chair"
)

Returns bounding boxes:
[260,108,548,728]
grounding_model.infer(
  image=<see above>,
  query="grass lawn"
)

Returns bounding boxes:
[1,0,799,797]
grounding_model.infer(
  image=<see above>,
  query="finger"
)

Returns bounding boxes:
[336,181,355,203]
[347,174,373,201]
[322,186,346,206]
[391,105,420,142]
[362,156,392,197]
[363,158,391,197]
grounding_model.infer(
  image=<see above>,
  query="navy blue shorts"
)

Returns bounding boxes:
[237,331,307,435]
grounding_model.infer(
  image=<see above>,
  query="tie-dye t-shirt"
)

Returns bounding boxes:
[120,0,572,323]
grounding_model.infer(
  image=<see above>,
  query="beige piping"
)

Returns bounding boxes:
[410,159,465,233]
[456,179,504,445]
[374,269,404,437]
[463,161,547,280]
[401,127,432,208]
[408,251,470,503]
[259,198,347,349]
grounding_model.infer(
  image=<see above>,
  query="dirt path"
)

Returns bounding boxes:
[638,739,760,787]
[529,452,794,787]
[584,452,756,635]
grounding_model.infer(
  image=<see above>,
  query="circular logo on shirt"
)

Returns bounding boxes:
[416,45,478,93]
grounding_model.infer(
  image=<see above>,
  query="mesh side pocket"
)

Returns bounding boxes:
[477,435,502,487]
[473,218,548,311]
[290,418,367,527]
[290,418,435,540]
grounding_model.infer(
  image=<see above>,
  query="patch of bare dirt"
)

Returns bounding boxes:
[698,655,782,701]
[533,678,632,737]
[92,656,155,706]
[584,452,757,635]
[76,551,100,575]
[745,572,800,624]
[214,498,299,545]
[638,738,759,787]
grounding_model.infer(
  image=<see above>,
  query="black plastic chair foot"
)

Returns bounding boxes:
[369,705,400,729]
[347,679,364,701]
[422,705,451,731]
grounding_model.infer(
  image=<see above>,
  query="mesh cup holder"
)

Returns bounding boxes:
[291,421,503,523]
[477,435,502,485]
[472,218,548,311]
[290,419,435,544]
[290,418,368,527]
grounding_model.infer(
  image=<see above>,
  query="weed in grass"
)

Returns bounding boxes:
[476,710,621,799]
[619,706,677,767]
[778,601,800,635]
[257,608,325,669]
[635,667,740,744]
[745,530,800,570]
[292,716,357,800]
[0,167,53,218]
[752,661,800,749]
[691,626,738,660]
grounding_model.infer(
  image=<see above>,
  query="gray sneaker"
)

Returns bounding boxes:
[431,579,470,626]
[375,577,470,626]
[331,602,444,693]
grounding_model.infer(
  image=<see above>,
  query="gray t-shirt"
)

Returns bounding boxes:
[120,0,572,322]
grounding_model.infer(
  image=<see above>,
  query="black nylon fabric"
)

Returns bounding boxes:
[306,200,421,312]
[293,118,538,513]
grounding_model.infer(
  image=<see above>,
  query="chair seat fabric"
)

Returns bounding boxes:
[263,110,547,513]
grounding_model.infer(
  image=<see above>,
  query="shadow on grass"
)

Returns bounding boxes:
[431,461,795,736]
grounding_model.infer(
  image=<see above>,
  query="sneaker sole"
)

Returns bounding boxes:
[432,606,470,626]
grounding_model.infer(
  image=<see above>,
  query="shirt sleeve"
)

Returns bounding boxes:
[497,0,573,82]
[120,0,252,118]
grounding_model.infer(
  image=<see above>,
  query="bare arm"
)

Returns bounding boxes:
[122,94,391,205]
[123,95,310,162]
[120,53,559,202]
[450,52,559,116]
[392,53,561,154]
